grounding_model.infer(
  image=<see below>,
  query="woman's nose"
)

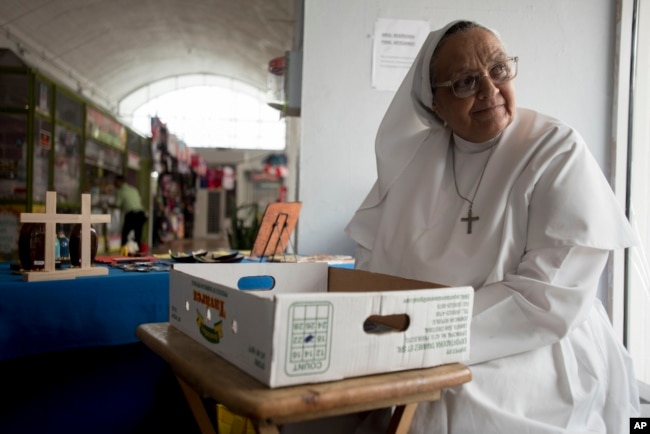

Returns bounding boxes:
[476,75,499,98]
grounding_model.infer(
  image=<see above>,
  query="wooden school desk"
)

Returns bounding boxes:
[136,322,472,434]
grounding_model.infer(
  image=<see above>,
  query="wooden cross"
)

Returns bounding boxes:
[461,208,479,234]
[20,191,111,282]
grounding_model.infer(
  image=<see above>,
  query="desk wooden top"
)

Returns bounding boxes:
[137,322,471,425]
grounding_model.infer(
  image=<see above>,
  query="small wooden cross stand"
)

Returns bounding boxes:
[20,191,111,282]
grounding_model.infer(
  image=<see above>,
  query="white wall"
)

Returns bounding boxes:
[297,0,617,255]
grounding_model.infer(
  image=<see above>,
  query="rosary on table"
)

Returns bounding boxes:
[450,137,497,234]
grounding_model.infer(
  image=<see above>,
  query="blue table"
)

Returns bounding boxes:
[0,262,170,361]
[0,259,354,433]
[0,260,353,361]
[0,262,198,434]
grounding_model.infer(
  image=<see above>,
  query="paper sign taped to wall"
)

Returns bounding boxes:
[372,18,430,91]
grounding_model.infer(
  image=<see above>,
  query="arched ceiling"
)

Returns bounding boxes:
[0,0,296,115]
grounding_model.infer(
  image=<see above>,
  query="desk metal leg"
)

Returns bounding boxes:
[177,376,217,434]
[386,403,418,434]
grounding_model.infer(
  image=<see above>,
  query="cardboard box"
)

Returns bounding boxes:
[169,262,473,388]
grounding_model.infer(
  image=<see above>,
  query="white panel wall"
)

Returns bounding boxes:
[297,0,616,255]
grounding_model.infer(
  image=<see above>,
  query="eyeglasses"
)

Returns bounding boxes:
[431,56,519,98]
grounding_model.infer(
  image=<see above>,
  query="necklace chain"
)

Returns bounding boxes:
[450,135,497,233]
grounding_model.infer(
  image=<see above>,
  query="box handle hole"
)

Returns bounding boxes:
[363,314,410,334]
[237,275,276,291]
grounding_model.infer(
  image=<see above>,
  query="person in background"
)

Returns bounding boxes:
[345,20,640,433]
[113,175,147,254]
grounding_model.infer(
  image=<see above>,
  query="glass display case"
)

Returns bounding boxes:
[32,117,52,203]
[0,70,29,107]
[84,107,128,252]
[0,113,28,201]
[0,49,151,260]
[53,124,82,204]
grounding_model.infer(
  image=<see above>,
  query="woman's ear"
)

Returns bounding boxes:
[431,99,444,122]
[431,99,448,127]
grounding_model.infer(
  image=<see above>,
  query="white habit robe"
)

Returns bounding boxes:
[345,107,640,433]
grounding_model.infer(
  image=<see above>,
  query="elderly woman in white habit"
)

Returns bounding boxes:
[345,19,640,434]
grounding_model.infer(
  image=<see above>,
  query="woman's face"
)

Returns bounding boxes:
[431,28,516,143]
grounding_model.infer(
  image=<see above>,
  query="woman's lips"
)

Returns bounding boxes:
[472,104,504,119]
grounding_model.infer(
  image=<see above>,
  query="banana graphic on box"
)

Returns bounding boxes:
[196,309,223,343]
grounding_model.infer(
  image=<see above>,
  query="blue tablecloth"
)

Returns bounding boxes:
[0,259,353,433]
[0,259,353,362]
[0,262,170,362]
[0,262,199,434]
